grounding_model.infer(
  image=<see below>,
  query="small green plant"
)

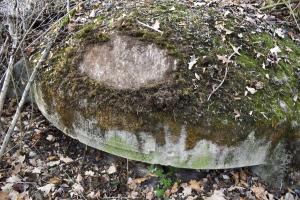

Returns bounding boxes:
[148,165,175,199]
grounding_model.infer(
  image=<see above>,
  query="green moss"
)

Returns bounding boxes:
[237,53,259,68]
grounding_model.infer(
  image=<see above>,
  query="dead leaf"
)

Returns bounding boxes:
[217,55,231,64]
[171,182,178,194]
[164,189,171,198]
[47,156,59,161]
[270,46,281,54]
[129,177,148,185]
[60,156,73,164]
[246,86,257,94]
[181,183,192,197]
[107,164,117,174]
[275,28,285,38]
[151,20,160,31]
[46,135,55,141]
[76,174,83,183]
[251,186,268,200]
[87,191,101,199]
[85,170,95,177]
[72,183,84,193]
[189,180,203,192]
[146,191,154,200]
[0,191,9,200]
[255,81,264,90]
[234,109,241,120]
[38,183,55,196]
[48,177,62,185]
[188,55,198,70]
[205,190,226,200]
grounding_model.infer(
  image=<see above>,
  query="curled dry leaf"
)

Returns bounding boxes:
[275,28,285,38]
[72,183,84,193]
[246,86,257,94]
[60,156,73,164]
[107,164,117,174]
[151,20,160,32]
[205,190,226,200]
[48,177,62,185]
[171,182,179,194]
[270,46,281,54]
[189,180,203,193]
[188,55,198,70]
[37,183,55,196]
[217,55,231,64]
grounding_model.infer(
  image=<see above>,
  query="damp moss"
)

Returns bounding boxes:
[35,0,300,149]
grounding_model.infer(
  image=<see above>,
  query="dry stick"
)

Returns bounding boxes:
[66,0,71,20]
[0,16,18,118]
[0,37,9,61]
[207,52,236,101]
[260,0,299,10]
[26,2,82,50]
[283,0,300,32]
[0,54,16,116]
[0,32,59,157]
[0,3,48,119]
[136,20,164,34]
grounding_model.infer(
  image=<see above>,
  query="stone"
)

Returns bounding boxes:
[32,1,300,187]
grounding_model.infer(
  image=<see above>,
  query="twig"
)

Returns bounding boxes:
[0,37,8,61]
[66,0,71,20]
[0,31,59,157]
[283,0,300,32]
[26,2,81,50]
[260,0,299,11]
[0,54,16,117]
[0,16,18,118]
[207,52,236,101]
[136,20,163,34]
[14,5,46,54]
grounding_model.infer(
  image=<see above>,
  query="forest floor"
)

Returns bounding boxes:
[0,99,299,200]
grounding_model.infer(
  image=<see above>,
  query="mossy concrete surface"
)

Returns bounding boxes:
[32,1,300,173]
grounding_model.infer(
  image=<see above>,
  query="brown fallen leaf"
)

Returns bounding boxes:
[231,171,239,185]
[0,191,9,200]
[189,180,203,193]
[251,185,268,200]
[128,177,148,190]
[47,156,59,161]
[239,169,247,182]
[48,177,62,185]
[171,182,178,194]
[129,177,148,185]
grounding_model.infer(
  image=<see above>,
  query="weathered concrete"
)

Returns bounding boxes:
[32,1,300,187]
[79,34,177,89]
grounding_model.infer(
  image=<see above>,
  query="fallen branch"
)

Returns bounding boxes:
[0,31,59,157]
